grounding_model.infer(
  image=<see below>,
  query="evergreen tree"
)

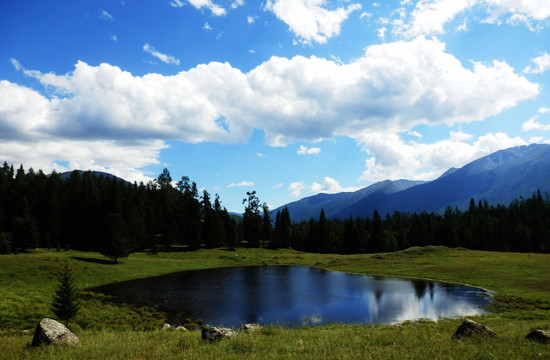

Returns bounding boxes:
[102,213,131,263]
[51,262,80,327]
[242,191,262,247]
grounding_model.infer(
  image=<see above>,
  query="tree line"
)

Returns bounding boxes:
[1,162,549,258]
[0,164,238,260]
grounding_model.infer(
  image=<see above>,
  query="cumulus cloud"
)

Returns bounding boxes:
[289,182,305,197]
[264,0,362,44]
[522,107,550,131]
[311,177,361,194]
[394,0,550,38]
[228,181,255,188]
[358,131,527,182]
[297,145,321,155]
[2,37,538,184]
[524,53,550,74]
[143,43,180,65]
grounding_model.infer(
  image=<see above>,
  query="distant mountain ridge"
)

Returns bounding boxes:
[274,144,550,222]
[59,170,133,186]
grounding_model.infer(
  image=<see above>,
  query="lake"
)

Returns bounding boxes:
[91,265,492,327]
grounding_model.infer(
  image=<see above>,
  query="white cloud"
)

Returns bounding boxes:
[394,0,550,38]
[227,180,255,188]
[311,177,361,194]
[110,34,118,41]
[170,0,185,7]
[524,53,550,74]
[264,0,362,44]
[143,43,180,65]
[297,145,321,155]
[232,0,245,9]
[407,130,423,138]
[247,16,255,24]
[204,22,212,30]
[358,131,526,182]
[3,38,537,182]
[450,130,474,141]
[522,107,550,131]
[395,0,476,38]
[273,183,283,189]
[289,182,305,197]
[256,152,265,157]
[99,9,114,21]
[187,0,226,16]
[360,12,372,20]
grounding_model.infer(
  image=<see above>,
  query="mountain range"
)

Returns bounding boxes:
[273,144,550,222]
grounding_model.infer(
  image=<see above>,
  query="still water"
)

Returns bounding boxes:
[91,265,492,327]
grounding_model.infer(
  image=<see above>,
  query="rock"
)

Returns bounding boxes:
[526,329,550,344]
[175,326,189,331]
[242,323,263,332]
[452,319,496,339]
[31,318,80,347]
[161,323,172,331]
[201,326,237,342]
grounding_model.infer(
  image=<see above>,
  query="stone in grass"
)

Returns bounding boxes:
[176,326,189,332]
[162,323,172,331]
[526,329,550,344]
[452,319,496,340]
[31,318,80,347]
[242,323,263,332]
[201,326,237,342]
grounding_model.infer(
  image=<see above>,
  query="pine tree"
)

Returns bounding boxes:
[51,262,80,327]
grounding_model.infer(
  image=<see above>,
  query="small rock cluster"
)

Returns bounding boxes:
[161,323,189,331]
[29,317,550,348]
[452,319,550,344]
[201,324,264,342]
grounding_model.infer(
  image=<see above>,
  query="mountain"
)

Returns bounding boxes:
[273,179,427,222]
[59,170,133,186]
[276,144,550,222]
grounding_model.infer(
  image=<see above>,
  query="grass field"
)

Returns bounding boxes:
[1,246,549,359]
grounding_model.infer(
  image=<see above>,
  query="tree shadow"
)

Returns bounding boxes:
[71,256,117,265]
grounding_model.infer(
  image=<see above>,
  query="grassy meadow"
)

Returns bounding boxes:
[1,246,549,359]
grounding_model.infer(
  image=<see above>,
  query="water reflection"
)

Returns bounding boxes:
[91,266,492,327]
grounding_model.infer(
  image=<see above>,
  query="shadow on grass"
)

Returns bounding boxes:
[71,256,117,265]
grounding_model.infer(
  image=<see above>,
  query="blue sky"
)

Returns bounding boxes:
[1,0,549,212]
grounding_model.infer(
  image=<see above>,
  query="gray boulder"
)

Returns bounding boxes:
[452,319,496,339]
[526,329,550,344]
[161,323,172,331]
[201,326,237,341]
[31,318,80,347]
[175,326,189,331]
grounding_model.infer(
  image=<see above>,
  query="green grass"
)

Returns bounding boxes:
[1,246,549,359]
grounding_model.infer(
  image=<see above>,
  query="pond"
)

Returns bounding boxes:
[91,265,492,327]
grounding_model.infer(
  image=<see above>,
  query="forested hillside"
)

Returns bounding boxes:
[0,164,238,260]
[1,162,549,257]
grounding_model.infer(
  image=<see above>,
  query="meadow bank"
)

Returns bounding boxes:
[1,246,549,359]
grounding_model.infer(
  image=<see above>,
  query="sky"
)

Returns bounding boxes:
[1,0,550,212]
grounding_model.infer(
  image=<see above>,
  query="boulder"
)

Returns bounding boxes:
[176,326,189,332]
[201,326,237,342]
[452,319,496,339]
[526,329,550,344]
[31,318,80,347]
[242,323,263,332]
[161,323,172,331]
